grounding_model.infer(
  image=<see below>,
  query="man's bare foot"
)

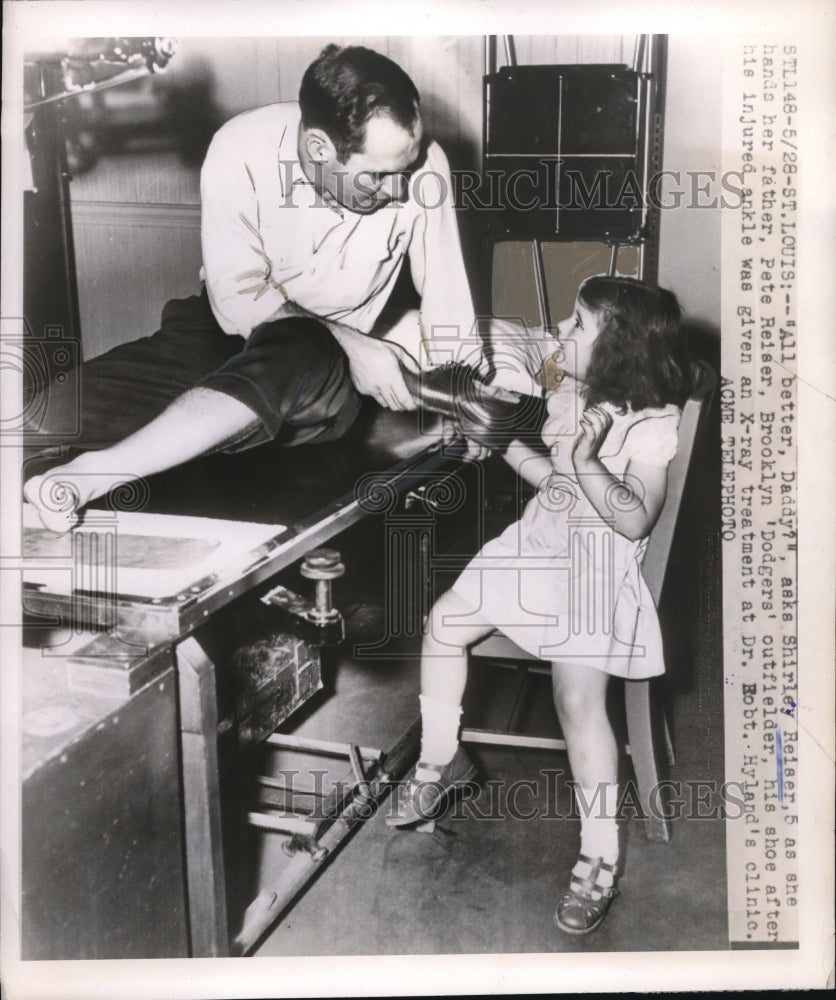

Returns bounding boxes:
[23,474,81,534]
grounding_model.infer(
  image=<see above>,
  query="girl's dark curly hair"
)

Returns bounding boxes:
[299,45,421,164]
[578,276,694,411]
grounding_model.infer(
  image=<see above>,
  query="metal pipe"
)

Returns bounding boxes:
[508,35,518,68]
[503,35,515,69]
[23,66,149,110]
[264,732,383,762]
[233,718,420,955]
[460,728,568,751]
[313,578,332,618]
[531,240,551,331]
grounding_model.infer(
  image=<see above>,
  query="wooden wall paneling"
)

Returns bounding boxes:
[71,152,201,206]
[511,34,576,65]
[388,35,485,303]
[272,36,337,105]
[72,203,202,358]
[577,35,634,64]
[253,36,283,107]
[379,35,483,170]
[200,37,264,117]
[510,35,636,67]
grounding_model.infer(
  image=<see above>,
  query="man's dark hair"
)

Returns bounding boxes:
[299,44,420,163]
[579,276,694,411]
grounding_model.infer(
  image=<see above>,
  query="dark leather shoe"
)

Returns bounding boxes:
[402,363,546,450]
[554,855,620,935]
[385,745,478,827]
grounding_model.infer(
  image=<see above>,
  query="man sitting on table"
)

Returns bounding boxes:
[25,43,479,532]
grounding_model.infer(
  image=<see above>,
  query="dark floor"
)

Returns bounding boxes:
[228,424,728,957]
[249,657,727,957]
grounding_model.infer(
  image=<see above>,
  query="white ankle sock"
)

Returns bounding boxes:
[574,783,619,886]
[418,694,462,768]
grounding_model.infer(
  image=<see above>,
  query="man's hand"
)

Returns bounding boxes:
[441,418,492,461]
[339,333,420,411]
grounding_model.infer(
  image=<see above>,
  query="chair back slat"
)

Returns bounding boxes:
[641,360,717,604]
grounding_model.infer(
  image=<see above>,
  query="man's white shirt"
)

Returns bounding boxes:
[199,102,479,368]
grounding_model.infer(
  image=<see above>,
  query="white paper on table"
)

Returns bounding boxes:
[22,505,286,600]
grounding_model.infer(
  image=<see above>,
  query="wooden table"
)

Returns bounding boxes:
[21,411,470,957]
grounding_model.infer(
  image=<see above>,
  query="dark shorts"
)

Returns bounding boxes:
[31,291,362,452]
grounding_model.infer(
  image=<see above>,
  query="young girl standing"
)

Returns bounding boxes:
[386,276,694,936]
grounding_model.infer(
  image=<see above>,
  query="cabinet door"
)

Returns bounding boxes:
[22,667,188,959]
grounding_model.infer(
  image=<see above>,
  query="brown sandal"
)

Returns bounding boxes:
[555,854,620,935]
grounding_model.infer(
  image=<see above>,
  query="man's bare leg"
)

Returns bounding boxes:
[24,387,259,532]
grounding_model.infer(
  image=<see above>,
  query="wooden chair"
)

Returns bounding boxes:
[461,361,717,842]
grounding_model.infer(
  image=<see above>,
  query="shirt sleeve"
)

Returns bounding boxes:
[622,411,681,467]
[200,114,290,337]
[407,141,480,367]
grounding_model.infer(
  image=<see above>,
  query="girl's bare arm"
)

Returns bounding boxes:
[502,439,553,489]
[570,406,668,541]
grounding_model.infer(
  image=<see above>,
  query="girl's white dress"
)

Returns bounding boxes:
[452,376,681,678]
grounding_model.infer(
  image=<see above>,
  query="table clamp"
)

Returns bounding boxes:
[260,548,346,646]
